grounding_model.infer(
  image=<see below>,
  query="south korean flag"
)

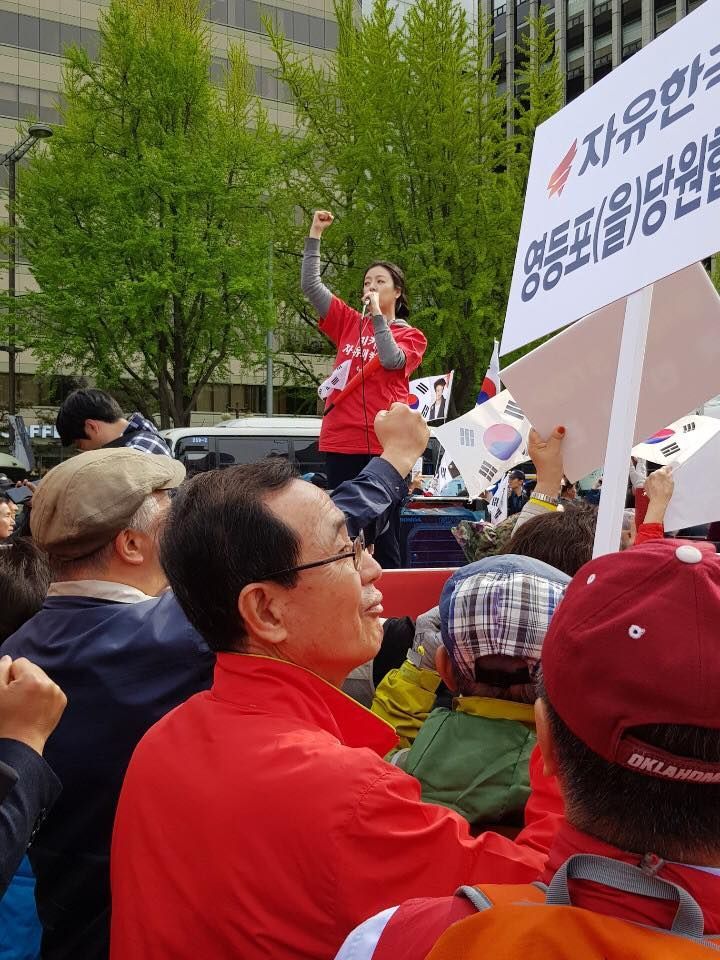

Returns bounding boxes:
[318,359,352,400]
[489,472,509,525]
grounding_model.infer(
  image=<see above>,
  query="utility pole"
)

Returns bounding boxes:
[1,123,53,414]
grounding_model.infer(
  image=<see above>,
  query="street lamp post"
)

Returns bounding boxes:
[1,123,53,415]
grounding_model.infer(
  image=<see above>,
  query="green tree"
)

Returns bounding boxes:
[13,0,282,426]
[268,0,562,410]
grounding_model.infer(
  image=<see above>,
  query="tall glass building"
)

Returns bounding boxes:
[481,0,707,103]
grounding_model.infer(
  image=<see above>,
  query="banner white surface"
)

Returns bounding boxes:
[502,0,720,354]
[501,264,720,482]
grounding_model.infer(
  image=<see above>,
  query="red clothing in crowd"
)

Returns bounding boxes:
[319,297,426,455]
[110,655,555,960]
[352,816,720,960]
[634,522,665,545]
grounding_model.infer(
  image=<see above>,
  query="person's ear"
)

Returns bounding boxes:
[113,528,151,567]
[535,698,558,778]
[238,583,290,648]
[435,646,458,693]
[84,419,99,440]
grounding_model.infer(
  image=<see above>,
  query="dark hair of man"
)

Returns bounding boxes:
[56,389,124,446]
[434,378,447,390]
[503,502,596,577]
[363,261,410,319]
[0,539,51,642]
[160,459,301,653]
[539,680,720,863]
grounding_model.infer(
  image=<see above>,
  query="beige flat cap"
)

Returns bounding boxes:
[31,448,185,559]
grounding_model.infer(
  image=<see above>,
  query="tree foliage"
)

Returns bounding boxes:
[269,0,562,409]
[13,0,282,426]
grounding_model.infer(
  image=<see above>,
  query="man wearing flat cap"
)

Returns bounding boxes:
[1,449,214,960]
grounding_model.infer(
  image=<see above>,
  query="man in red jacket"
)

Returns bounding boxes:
[337,538,720,959]
[110,455,560,960]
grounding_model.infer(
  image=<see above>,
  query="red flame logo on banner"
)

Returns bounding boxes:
[547,139,578,198]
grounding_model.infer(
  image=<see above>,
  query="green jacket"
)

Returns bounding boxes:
[393,697,536,826]
[371,661,441,748]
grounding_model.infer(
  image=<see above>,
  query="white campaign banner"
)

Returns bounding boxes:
[632,415,720,466]
[408,371,454,422]
[434,391,531,500]
[502,0,720,355]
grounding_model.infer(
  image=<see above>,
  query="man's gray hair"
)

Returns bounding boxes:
[50,493,164,581]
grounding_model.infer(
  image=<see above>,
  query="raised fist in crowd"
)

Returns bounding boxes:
[375,403,430,480]
[309,210,334,238]
[0,656,67,757]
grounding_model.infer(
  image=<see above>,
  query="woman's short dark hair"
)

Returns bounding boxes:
[541,683,720,863]
[56,389,124,446]
[0,539,51,642]
[503,502,596,577]
[363,261,410,319]
[160,459,301,653]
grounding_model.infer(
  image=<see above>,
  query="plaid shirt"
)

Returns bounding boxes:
[120,413,172,457]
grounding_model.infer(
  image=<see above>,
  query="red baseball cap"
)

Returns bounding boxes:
[542,539,720,784]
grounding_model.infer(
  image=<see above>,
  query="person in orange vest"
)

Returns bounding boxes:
[337,538,720,959]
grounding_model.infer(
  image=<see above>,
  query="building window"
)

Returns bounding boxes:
[39,18,61,55]
[18,86,39,120]
[654,0,676,32]
[0,10,19,45]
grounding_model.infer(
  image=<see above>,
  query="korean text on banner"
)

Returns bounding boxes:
[434,391,531,500]
[501,0,720,355]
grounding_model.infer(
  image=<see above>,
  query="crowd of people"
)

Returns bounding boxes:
[0,212,718,959]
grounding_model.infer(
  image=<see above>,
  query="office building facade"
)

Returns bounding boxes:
[480,0,707,103]
[0,0,339,427]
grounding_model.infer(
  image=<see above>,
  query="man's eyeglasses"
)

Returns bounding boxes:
[266,530,365,579]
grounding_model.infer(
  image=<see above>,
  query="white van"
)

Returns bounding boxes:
[162,415,441,477]
[162,417,324,476]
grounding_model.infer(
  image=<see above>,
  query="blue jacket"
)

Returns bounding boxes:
[0,456,404,959]
[0,740,60,898]
[1,591,214,960]
[332,457,408,545]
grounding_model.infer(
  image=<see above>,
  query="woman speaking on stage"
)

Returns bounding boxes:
[301,210,427,488]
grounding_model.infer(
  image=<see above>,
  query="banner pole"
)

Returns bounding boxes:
[592,284,654,558]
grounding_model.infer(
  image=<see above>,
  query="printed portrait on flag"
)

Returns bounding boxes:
[408,371,454,423]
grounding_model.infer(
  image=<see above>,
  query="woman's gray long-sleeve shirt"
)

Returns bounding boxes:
[301,238,407,371]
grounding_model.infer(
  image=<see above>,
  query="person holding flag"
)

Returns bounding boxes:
[302,211,427,565]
